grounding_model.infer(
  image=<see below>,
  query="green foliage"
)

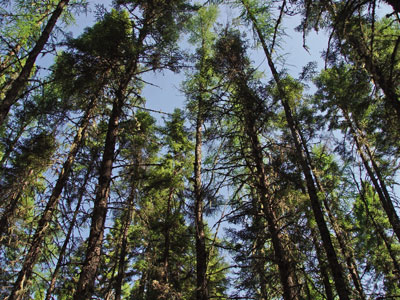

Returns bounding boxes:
[353,183,400,295]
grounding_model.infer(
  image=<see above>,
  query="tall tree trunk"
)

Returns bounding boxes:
[250,201,269,300]
[297,129,365,299]
[309,218,335,300]
[240,2,351,299]
[73,93,124,300]
[0,0,70,126]
[238,83,300,300]
[45,160,94,300]
[314,177,365,299]
[194,90,208,300]
[162,185,175,286]
[303,196,335,300]
[8,97,96,300]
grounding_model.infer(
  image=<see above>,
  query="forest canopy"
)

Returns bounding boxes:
[0,0,400,299]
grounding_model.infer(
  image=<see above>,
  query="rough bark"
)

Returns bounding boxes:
[0,0,70,126]
[315,178,365,300]
[298,129,365,299]
[73,94,123,300]
[309,221,335,300]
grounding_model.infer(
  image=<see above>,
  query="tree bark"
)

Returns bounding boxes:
[297,129,365,299]
[73,93,124,300]
[0,0,70,126]
[8,97,96,300]
[309,219,335,300]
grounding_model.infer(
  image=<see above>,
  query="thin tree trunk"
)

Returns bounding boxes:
[0,169,33,240]
[303,194,335,300]
[240,2,351,299]
[8,97,97,300]
[316,179,365,300]
[162,185,175,286]
[0,0,70,126]
[194,87,208,300]
[250,202,268,300]
[356,180,400,279]
[0,123,27,170]
[45,160,94,300]
[114,187,135,300]
[342,110,400,242]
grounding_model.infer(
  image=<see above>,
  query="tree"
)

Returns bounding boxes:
[184,6,219,299]
[0,0,76,126]
[71,1,193,297]
[237,1,351,298]
[213,30,301,300]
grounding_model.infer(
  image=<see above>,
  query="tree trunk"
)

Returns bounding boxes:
[309,219,335,300]
[194,89,208,300]
[316,179,365,299]
[342,110,400,242]
[357,180,400,279]
[0,169,33,240]
[251,214,268,300]
[8,97,96,300]
[114,187,136,300]
[298,129,365,299]
[45,161,94,300]
[0,0,70,126]
[240,2,351,299]
[73,93,124,300]
[238,82,300,300]
[162,184,175,286]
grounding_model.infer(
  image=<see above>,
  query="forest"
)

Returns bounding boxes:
[0,0,400,299]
